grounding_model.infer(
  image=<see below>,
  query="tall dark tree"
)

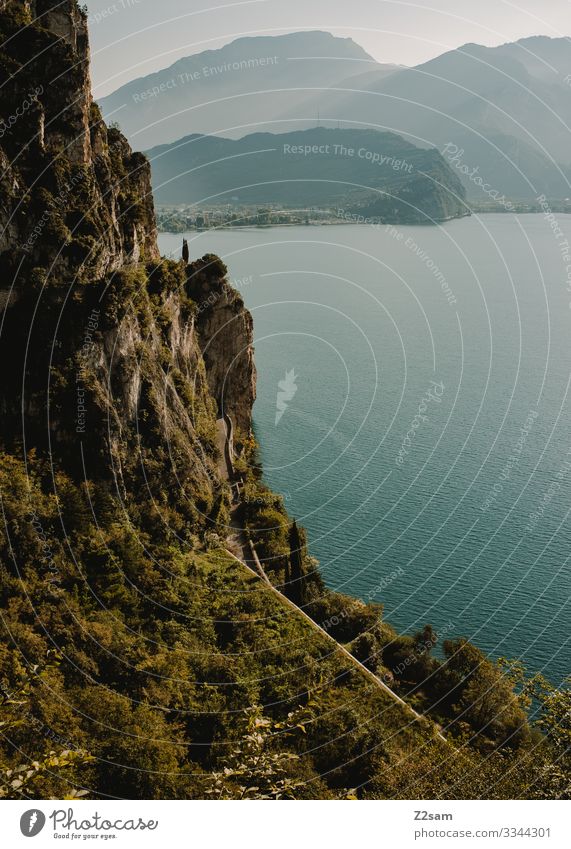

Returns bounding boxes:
[182,238,189,264]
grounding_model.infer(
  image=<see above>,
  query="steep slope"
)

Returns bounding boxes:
[0,0,158,280]
[98,31,396,149]
[147,127,468,223]
[0,1,253,520]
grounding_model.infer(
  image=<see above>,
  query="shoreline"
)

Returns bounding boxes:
[157,209,571,236]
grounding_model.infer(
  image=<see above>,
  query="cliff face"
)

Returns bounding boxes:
[0,0,256,532]
[186,255,256,433]
[0,0,158,291]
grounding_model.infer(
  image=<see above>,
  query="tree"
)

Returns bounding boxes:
[525,675,571,799]
[0,658,92,799]
[204,706,307,800]
[435,640,529,748]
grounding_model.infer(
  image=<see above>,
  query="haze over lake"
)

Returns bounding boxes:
[160,215,571,684]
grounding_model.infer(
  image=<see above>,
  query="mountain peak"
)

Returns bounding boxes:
[98,30,380,148]
[219,29,375,60]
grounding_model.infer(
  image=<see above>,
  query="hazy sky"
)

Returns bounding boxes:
[86,0,571,96]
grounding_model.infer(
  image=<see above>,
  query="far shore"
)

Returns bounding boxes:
[157,209,571,236]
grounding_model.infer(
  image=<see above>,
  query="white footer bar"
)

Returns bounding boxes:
[1,799,568,848]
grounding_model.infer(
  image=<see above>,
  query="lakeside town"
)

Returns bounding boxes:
[156,198,571,232]
[155,205,345,231]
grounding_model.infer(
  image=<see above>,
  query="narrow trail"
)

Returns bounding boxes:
[215,416,448,743]
[216,417,270,583]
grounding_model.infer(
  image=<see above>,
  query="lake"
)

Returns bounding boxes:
[160,215,571,684]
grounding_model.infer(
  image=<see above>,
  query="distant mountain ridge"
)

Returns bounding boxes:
[146,127,468,223]
[99,31,397,148]
[100,31,571,200]
[292,35,571,199]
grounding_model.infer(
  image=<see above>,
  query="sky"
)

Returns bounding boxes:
[85,0,571,97]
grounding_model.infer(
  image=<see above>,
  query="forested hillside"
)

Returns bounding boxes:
[147,127,468,223]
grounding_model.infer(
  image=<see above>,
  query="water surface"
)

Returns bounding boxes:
[160,215,571,683]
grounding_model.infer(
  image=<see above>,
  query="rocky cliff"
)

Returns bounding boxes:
[186,255,256,433]
[0,0,158,286]
[0,1,256,532]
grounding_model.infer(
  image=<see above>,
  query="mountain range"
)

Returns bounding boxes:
[99,31,397,148]
[99,31,571,200]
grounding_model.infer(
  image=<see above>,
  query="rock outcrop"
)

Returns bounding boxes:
[185,255,256,434]
[0,0,256,536]
[0,0,158,283]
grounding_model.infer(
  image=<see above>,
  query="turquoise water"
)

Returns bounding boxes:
[160,215,571,684]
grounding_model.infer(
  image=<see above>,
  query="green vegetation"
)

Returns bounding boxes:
[2,448,568,799]
[0,0,568,802]
[0,453,432,799]
[0,656,93,799]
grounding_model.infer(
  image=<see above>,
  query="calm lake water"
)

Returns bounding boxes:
[160,215,571,684]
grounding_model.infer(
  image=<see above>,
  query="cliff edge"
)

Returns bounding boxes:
[0,0,255,534]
